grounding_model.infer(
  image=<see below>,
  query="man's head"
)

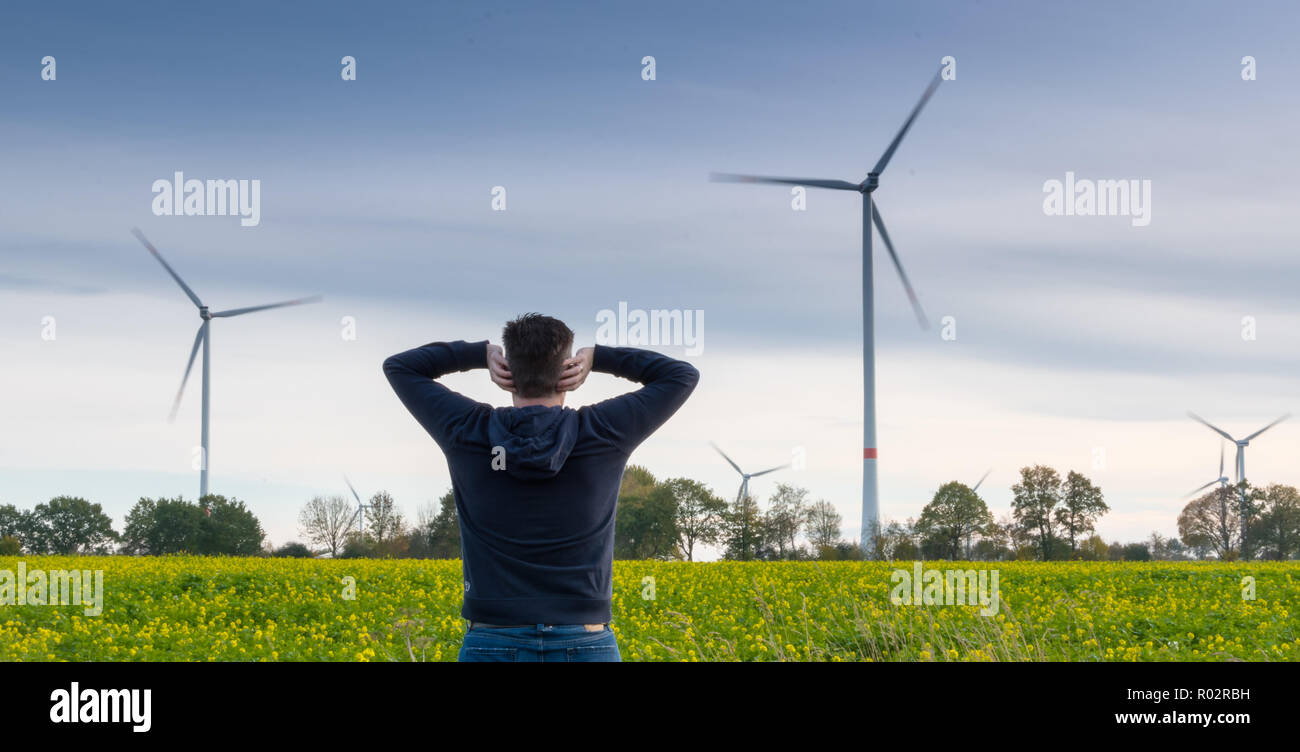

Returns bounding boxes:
[502,313,574,398]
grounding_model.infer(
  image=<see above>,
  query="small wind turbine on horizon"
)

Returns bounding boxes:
[1185,441,1231,498]
[964,469,992,558]
[133,228,321,499]
[345,475,372,537]
[711,442,790,504]
[711,65,945,552]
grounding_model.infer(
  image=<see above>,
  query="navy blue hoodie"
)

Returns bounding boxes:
[383,340,699,625]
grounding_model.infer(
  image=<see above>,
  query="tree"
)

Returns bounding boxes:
[619,465,657,499]
[273,542,313,558]
[616,483,679,560]
[1056,471,1108,556]
[1077,534,1109,561]
[26,496,118,555]
[366,491,405,548]
[298,495,353,557]
[197,495,265,555]
[721,494,764,561]
[1178,486,1240,560]
[1252,484,1300,560]
[915,481,992,560]
[0,504,26,544]
[121,497,204,555]
[1121,542,1151,561]
[974,516,1014,561]
[764,483,809,559]
[1012,465,1063,561]
[805,500,843,551]
[425,489,461,559]
[664,478,726,561]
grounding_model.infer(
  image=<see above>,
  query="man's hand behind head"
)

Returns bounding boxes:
[557,347,594,392]
[486,342,515,392]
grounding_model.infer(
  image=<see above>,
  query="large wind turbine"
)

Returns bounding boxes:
[712,66,944,552]
[1188,412,1290,547]
[133,228,321,499]
[711,442,789,504]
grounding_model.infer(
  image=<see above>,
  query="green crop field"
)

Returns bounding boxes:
[1,557,1296,661]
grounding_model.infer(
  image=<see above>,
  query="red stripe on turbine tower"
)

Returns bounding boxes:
[863,448,877,459]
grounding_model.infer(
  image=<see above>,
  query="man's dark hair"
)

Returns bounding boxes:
[502,313,574,397]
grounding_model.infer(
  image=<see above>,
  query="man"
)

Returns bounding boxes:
[383,313,699,662]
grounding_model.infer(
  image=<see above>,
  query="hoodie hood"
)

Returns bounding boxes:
[487,405,580,480]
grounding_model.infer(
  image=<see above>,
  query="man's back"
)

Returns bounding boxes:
[383,339,699,626]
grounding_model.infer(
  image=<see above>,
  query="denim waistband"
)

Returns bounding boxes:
[466,620,607,633]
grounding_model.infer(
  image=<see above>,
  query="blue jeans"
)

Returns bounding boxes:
[458,623,622,662]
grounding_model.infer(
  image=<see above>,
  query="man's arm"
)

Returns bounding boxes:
[586,345,700,453]
[383,340,490,447]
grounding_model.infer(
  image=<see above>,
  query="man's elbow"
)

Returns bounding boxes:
[678,362,701,391]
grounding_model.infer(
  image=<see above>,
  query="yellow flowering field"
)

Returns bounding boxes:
[0,557,1296,661]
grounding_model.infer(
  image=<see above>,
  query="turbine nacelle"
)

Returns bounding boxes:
[711,442,789,503]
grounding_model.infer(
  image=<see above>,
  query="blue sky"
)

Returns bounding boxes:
[2,1,1299,554]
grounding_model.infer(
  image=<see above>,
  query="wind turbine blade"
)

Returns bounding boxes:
[169,324,206,421]
[1244,413,1290,442]
[344,475,363,506]
[973,469,992,492]
[871,206,929,329]
[132,228,203,308]
[710,442,745,476]
[1218,441,1225,477]
[709,173,860,191]
[211,295,322,318]
[870,66,944,177]
[749,464,790,478]
[1186,480,1219,497]
[1187,412,1235,442]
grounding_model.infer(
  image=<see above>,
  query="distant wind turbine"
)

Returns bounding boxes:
[1186,441,1231,498]
[965,469,992,558]
[1187,411,1290,546]
[712,65,945,552]
[711,442,790,504]
[133,228,321,499]
[345,475,372,537]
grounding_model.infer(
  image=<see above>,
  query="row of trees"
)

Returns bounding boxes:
[5,466,1297,562]
[611,467,854,561]
[1177,483,1300,561]
[296,490,459,559]
[873,465,1300,562]
[0,495,263,556]
[294,467,854,561]
[0,497,117,555]
[866,465,1109,561]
